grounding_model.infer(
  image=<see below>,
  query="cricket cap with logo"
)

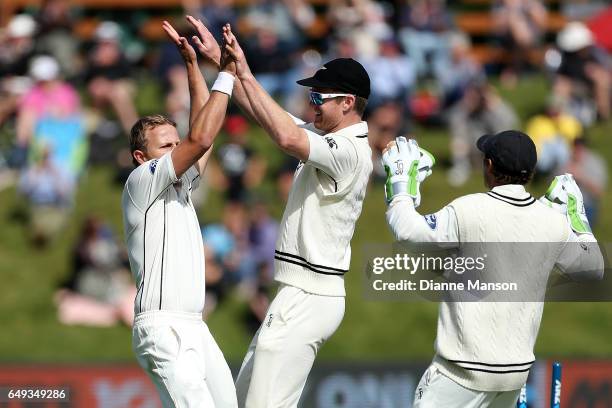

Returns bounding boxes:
[296,58,370,99]
[477,130,537,176]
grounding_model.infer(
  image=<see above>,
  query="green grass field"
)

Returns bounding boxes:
[0,75,610,363]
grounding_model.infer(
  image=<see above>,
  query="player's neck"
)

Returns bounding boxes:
[328,115,362,133]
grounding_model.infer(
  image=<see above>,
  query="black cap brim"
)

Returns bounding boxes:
[476,134,493,153]
[296,77,335,89]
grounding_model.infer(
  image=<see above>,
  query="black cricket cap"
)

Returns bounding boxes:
[296,58,370,99]
[477,130,537,176]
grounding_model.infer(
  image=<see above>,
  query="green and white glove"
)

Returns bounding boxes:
[382,137,435,207]
[539,174,592,234]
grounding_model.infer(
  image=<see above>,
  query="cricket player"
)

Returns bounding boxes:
[210,25,373,406]
[121,21,238,407]
[382,131,604,407]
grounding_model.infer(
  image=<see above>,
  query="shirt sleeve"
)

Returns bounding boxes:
[306,131,359,180]
[385,196,460,247]
[185,165,201,191]
[286,111,306,125]
[555,229,604,281]
[125,152,178,211]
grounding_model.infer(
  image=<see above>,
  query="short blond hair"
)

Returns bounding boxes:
[129,114,176,166]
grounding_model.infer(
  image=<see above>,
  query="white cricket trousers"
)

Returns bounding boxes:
[413,365,521,408]
[132,311,238,408]
[235,284,345,408]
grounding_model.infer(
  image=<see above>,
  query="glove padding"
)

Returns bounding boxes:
[539,173,592,234]
[382,137,435,207]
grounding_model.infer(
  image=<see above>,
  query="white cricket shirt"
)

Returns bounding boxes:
[122,152,205,315]
[273,115,373,296]
[386,184,604,392]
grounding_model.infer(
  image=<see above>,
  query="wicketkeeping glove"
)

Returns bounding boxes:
[539,174,592,234]
[382,137,435,207]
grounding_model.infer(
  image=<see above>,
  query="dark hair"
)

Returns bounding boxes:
[489,159,534,185]
[129,114,176,166]
[354,96,368,117]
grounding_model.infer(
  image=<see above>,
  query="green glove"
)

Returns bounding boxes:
[539,174,592,234]
[382,137,435,207]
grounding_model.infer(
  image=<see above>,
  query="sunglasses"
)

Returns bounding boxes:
[309,91,353,106]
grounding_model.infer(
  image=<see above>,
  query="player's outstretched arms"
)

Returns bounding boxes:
[223,23,310,160]
[163,19,209,121]
[163,19,217,175]
[170,46,236,177]
[185,15,221,68]
[187,16,260,125]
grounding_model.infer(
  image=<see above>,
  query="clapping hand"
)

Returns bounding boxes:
[162,20,197,65]
[186,15,222,69]
[222,23,252,80]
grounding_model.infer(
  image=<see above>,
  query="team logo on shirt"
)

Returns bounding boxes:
[149,159,158,174]
[325,137,338,149]
[424,213,437,230]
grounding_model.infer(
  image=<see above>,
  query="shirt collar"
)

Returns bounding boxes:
[488,184,536,207]
[327,121,368,138]
[490,184,531,199]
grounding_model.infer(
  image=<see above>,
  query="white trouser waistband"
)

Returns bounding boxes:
[134,310,203,326]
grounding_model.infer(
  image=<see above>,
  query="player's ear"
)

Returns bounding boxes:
[343,95,356,113]
[483,158,495,187]
[133,149,147,165]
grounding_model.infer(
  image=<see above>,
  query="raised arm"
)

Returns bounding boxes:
[163,19,214,174]
[167,31,237,177]
[382,137,458,245]
[222,24,309,160]
[186,16,260,126]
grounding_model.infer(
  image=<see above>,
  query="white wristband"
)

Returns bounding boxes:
[211,71,236,97]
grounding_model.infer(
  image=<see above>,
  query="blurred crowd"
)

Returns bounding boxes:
[0,0,610,329]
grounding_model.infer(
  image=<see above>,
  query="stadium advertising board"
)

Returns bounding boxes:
[0,360,609,407]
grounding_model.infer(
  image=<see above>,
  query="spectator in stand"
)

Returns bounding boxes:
[0,14,37,129]
[34,0,79,78]
[214,115,267,202]
[18,147,73,246]
[397,0,453,80]
[0,14,37,80]
[202,201,256,291]
[244,0,314,51]
[327,32,358,60]
[525,99,583,176]
[182,0,237,44]
[240,20,299,106]
[493,0,547,86]
[248,199,278,284]
[17,55,86,180]
[237,0,315,107]
[327,0,392,59]
[363,36,415,111]
[243,200,278,332]
[563,138,607,227]
[554,22,611,122]
[447,80,518,186]
[561,0,608,21]
[438,32,485,109]
[203,245,226,318]
[367,100,410,182]
[275,157,300,203]
[55,216,135,326]
[84,21,138,136]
